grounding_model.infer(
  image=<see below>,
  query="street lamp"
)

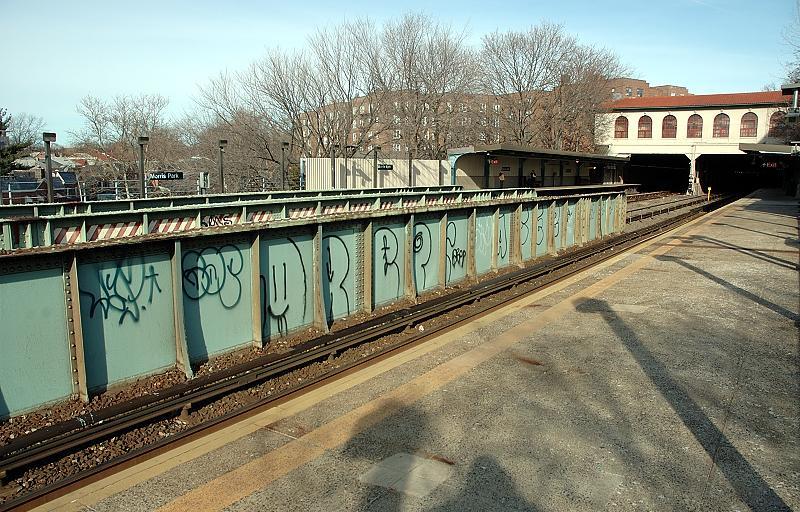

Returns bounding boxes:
[218,139,228,193]
[137,136,149,198]
[330,143,339,189]
[43,132,56,202]
[345,145,356,189]
[372,146,381,189]
[281,141,289,190]
[408,149,414,187]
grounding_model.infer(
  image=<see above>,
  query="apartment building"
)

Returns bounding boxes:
[607,78,690,101]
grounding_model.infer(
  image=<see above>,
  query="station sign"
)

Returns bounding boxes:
[377,163,393,171]
[148,171,184,180]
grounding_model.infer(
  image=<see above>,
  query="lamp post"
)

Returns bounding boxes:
[330,143,339,189]
[345,145,356,189]
[408,149,413,187]
[218,139,228,193]
[372,146,381,189]
[43,132,56,203]
[137,136,149,199]
[281,141,289,190]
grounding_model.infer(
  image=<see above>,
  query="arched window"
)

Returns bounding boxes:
[712,113,730,137]
[662,115,677,138]
[769,111,785,137]
[614,116,628,138]
[637,115,652,138]
[740,113,758,137]
[687,114,703,138]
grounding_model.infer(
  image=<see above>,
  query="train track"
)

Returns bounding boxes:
[0,193,736,511]
[626,194,717,222]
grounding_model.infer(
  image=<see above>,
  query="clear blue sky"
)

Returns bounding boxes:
[1,0,795,144]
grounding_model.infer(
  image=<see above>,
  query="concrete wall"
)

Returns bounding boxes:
[303,158,450,190]
[0,187,626,417]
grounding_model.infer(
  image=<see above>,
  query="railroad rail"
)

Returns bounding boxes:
[0,193,735,511]
[626,194,716,222]
[626,191,673,203]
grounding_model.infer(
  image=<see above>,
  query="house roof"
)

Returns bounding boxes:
[608,91,789,111]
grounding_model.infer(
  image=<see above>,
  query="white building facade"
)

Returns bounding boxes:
[596,91,790,193]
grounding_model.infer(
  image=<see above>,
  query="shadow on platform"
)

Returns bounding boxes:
[340,399,538,511]
[655,254,799,324]
[575,298,791,512]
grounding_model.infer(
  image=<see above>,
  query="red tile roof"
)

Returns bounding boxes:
[607,91,789,111]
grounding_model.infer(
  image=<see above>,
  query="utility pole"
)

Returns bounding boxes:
[345,145,356,189]
[330,144,339,189]
[281,141,289,190]
[137,136,149,199]
[43,132,56,202]
[408,150,413,187]
[218,139,228,193]
[372,146,381,188]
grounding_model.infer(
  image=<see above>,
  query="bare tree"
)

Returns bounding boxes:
[381,13,478,159]
[74,94,170,196]
[480,23,570,146]
[6,112,46,147]
[540,43,625,152]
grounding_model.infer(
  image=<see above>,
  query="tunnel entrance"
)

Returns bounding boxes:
[698,154,787,194]
[625,154,689,193]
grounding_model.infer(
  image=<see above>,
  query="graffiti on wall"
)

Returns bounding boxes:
[80,258,163,325]
[520,209,530,247]
[445,221,466,282]
[260,237,308,336]
[322,235,351,320]
[182,245,244,309]
[413,222,432,290]
[374,227,401,298]
[498,213,508,259]
[553,204,561,239]
[537,207,545,246]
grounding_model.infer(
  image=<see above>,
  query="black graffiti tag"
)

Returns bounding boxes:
[498,213,508,259]
[553,204,561,238]
[413,222,432,290]
[520,209,530,247]
[445,221,467,283]
[537,207,545,246]
[375,227,401,297]
[322,235,351,321]
[182,245,244,309]
[261,237,308,336]
[80,258,163,325]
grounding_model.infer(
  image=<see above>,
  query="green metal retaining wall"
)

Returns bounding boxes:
[0,186,626,418]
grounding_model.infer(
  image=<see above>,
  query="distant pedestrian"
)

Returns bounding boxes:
[498,171,505,189]
[528,171,537,187]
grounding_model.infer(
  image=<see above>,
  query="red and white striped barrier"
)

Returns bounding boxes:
[350,202,371,213]
[426,197,439,205]
[148,217,196,234]
[87,222,142,242]
[321,204,346,215]
[288,206,316,219]
[247,210,274,223]
[380,201,396,210]
[402,199,418,208]
[53,226,81,245]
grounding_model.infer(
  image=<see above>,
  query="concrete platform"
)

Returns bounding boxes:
[39,190,799,512]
